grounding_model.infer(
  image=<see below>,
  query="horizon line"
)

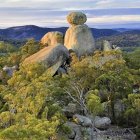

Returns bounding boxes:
[0,24,140,30]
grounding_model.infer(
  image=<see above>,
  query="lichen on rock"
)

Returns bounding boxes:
[64,24,95,57]
[22,44,69,76]
[41,31,64,46]
[67,12,87,25]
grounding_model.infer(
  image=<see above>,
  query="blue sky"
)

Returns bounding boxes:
[0,0,140,28]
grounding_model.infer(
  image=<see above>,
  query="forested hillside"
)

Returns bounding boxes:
[96,31,140,51]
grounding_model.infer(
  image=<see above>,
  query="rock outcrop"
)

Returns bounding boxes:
[73,114,111,129]
[102,40,112,51]
[73,114,92,127]
[65,114,115,140]
[65,114,135,140]
[64,12,95,57]
[23,44,69,76]
[66,122,83,140]
[102,100,125,119]
[41,31,64,46]
[94,116,111,130]
[62,103,84,118]
[63,103,77,118]
[101,40,121,52]
[2,65,18,76]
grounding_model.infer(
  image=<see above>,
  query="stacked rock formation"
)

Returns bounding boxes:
[64,12,95,57]
[23,12,96,76]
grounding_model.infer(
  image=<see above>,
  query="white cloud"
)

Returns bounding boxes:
[95,0,140,9]
[0,0,140,28]
[0,13,139,28]
[96,0,114,5]
[0,0,140,9]
[87,15,140,24]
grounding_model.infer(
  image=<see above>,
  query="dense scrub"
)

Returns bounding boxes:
[0,40,140,139]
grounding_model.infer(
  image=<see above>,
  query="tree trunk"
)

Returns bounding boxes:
[111,99,115,123]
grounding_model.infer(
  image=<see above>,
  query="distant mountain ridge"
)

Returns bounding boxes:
[0,25,67,41]
[0,25,119,41]
[113,28,140,32]
[0,25,140,50]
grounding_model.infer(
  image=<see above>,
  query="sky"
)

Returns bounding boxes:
[0,0,140,29]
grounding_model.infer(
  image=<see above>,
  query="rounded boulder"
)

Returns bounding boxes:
[23,44,69,76]
[64,24,95,57]
[67,12,87,25]
[41,31,64,46]
[94,116,111,130]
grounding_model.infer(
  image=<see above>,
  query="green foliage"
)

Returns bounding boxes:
[0,52,21,69]
[0,56,7,68]
[0,63,66,139]
[95,56,133,121]
[0,111,14,128]
[8,52,22,66]
[20,38,40,60]
[123,94,140,128]
[0,115,60,140]
[0,49,140,138]
[0,41,17,53]
[86,91,103,116]
[124,48,140,69]
[0,42,19,69]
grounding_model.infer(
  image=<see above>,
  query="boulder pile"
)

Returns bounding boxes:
[22,12,96,76]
